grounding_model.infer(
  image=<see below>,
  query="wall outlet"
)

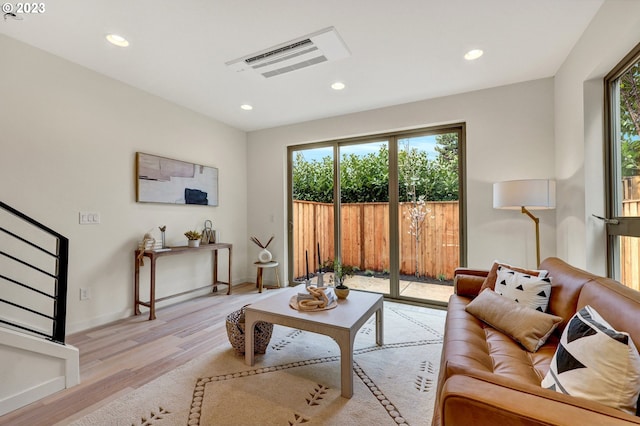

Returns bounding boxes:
[79,211,101,225]
[80,288,91,300]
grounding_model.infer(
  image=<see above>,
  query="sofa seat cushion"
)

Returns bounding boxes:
[441,295,555,387]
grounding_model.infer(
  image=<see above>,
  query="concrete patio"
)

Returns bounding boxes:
[304,273,454,304]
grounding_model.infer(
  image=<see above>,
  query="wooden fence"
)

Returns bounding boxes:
[621,200,640,291]
[293,200,459,280]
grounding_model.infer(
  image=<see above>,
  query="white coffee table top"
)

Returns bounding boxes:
[245,286,382,330]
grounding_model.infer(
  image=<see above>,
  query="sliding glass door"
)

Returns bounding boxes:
[287,125,465,305]
[397,132,460,303]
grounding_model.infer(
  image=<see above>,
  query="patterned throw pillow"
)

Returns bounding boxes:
[541,306,640,415]
[494,265,552,312]
[480,261,548,292]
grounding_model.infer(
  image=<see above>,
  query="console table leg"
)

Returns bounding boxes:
[212,250,218,293]
[149,258,157,321]
[227,246,232,295]
[134,251,141,316]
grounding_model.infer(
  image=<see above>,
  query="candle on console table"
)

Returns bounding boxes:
[305,250,309,280]
[317,243,321,272]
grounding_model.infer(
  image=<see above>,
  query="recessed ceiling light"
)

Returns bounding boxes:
[331,81,346,91]
[240,104,253,111]
[106,34,130,47]
[464,49,483,61]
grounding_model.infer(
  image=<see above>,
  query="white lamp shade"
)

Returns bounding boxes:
[493,179,556,210]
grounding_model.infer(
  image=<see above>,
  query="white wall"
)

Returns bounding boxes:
[554,0,640,273]
[247,78,556,279]
[0,35,249,332]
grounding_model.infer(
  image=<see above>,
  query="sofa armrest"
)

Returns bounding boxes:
[453,268,487,297]
[440,375,640,426]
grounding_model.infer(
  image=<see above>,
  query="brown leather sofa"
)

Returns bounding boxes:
[432,257,640,425]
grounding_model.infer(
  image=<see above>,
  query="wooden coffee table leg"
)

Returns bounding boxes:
[244,314,256,366]
[376,305,384,345]
[336,331,355,398]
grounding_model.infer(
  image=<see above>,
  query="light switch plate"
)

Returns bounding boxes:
[79,211,100,225]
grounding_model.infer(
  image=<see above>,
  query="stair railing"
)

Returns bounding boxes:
[0,201,69,344]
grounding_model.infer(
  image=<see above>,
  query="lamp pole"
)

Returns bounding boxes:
[521,206,540,267]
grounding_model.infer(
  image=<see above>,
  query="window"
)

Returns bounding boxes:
[605,42,640,290]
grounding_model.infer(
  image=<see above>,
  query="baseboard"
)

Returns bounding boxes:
[0,376,65,416]
[67,279,248,334]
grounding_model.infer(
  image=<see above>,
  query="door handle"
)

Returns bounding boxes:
[592,214,620,225]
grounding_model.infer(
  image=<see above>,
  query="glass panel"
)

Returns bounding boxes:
[397,133,459,303]
[609,54,640,283]
[616,59,640,218]
[338,141,390,294]
[291,147,334,285]
[617,235,640,291]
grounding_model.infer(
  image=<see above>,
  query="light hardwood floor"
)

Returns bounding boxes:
[0,283,278,426]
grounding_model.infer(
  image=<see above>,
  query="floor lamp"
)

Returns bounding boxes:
[493,179,556,267]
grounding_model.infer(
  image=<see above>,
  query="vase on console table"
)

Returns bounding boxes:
[188,239,200,248]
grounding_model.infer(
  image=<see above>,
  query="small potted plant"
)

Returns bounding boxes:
[332,259,355,299]
[184,230,202,248]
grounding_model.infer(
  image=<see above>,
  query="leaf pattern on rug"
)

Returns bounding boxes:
[287,329,304,339]
[271,339,291,351]
[359,323,374,336]
[306,384,329,406]
[134,406,170,426]
[288,413,311,424]
[273,329,304,350]
[416,360,436,392]
[419,360,435,374]
[415,375,434,393]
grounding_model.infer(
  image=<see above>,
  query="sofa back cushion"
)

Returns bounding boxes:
[578,277,640,353]
[540,257,597,331]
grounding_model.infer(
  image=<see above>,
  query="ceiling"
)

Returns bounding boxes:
[0,0,604,132]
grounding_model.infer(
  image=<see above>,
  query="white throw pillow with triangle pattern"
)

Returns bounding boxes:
[494,265,552,312]
[541,305,640,415]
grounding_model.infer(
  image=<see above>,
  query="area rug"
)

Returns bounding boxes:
[71,302,445,426]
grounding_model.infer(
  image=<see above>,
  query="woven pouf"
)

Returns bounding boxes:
[225,305,274,355]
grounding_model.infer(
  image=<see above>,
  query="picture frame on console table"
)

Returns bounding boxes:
[136,152,219,206]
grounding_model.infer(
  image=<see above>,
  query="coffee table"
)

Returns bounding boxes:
[244,286,384,398]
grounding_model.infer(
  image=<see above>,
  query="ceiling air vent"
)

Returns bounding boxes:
[226,27,350,78]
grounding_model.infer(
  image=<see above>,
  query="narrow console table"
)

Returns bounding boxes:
[134,243,232,320]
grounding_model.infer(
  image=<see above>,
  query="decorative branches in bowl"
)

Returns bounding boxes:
[250,235,274,249]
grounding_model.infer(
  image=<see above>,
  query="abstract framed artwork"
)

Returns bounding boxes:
[136,152,219,206]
